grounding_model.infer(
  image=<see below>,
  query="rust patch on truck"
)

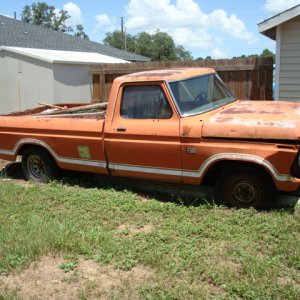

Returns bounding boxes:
[220,101,300,116]
[123,70,184,79]
[211,117,295,129]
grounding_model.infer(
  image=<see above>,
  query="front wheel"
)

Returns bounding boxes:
[21,147,60,183]
[214,166,277,209]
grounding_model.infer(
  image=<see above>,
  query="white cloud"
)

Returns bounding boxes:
[94,14,118,33]
[173,28,215,49]
[209,10,257,43]
[124,0,257,53]
[263,0,300,15]
[63,2,83,26]
[211,48,228,59]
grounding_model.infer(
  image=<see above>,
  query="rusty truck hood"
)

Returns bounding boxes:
[202,101,300,140]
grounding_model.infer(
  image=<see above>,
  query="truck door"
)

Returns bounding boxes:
[105,83,182,183]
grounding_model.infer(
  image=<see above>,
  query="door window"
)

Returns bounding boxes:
[120,85,173,119]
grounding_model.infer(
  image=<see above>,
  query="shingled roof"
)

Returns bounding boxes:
[0,15,150,62]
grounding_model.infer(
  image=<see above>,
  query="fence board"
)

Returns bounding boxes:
[92,57,274,102]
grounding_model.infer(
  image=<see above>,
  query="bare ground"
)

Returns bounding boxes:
[0,159,8,170]
[0,255,154,300]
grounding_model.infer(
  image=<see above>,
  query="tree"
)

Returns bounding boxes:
[232,49,275,60]
[103,31,126,50]
[103,29,193,61]
[151,30,177,61]
[135,32,153,58]
[21,2,72,32]
[261,48,275,60]
[175,45,193,61]
[74,25,89,40]
[21,2,88,39]
[103,30,136,52]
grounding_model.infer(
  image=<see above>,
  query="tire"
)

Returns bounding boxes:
[21,147,60,183]
[214,166,277,209]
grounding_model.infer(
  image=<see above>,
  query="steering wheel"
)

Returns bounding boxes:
[194,91,209,105]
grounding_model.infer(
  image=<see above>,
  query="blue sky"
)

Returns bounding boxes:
[1,0,300,58]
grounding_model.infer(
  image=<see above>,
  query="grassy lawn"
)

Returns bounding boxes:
[0,177,299,299]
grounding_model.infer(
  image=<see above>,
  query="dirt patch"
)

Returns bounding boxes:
[0,255,153,299]
[277,276,300,289]
[201,280,226,296]
[116,224,153,236]
[0,159,9,170]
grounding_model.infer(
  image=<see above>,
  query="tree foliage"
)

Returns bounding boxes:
[21,2,88,39]
[74,25,89,40]
[103,30,193,61]
[261,48,275,60]
[231,49,275,60]
[195,49,275,61]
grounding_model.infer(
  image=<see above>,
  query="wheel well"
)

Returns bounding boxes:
[201,160,274,186]
[18,144,56,163]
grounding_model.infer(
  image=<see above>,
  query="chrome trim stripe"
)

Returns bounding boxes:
[110,153,294,182]
[0,140,294,182]
[0,138,107,168]
[59,157,107,168]
[0,148,14,156]
[108,163,182,176]
[182,153,293,182]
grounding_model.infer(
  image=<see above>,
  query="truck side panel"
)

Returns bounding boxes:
[0,116,108,174]
[104,82,183,183]
[180,116,300,192]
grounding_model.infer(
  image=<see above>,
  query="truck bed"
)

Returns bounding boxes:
[0,103,108,174]
[4,102,107,118]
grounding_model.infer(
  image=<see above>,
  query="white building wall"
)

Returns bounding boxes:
[0,52,54,113]
[52,64,92,104]
[0,51,92,114]
[0,51,19,113]
[279,16,300,101]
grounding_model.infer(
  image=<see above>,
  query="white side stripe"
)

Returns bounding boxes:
[182,153,294,182]
[108,163,182,176]
[110,153,295,182]
[0,140,295,182]
[0,138,107,169]
[0,148,14,156]
[58,157,107,168]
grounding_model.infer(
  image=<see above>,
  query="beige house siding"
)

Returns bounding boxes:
[279,16,300,101]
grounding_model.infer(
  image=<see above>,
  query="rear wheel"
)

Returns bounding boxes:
[214,166,276,209]
[22,147,59,183]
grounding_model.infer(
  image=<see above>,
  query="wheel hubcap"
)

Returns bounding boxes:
[27,155,46,179]
[229,178,258,205]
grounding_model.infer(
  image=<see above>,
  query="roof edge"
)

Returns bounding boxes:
[0,14,150,62]
[258,4,300,37]
[0,46,130,65]
[0,46,55,63]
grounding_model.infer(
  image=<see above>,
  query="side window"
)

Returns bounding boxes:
[120,85,173,119]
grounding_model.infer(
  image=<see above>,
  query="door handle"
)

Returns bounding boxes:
[116,126,127,132]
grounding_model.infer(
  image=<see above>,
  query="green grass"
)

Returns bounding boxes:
[0,179,299,299]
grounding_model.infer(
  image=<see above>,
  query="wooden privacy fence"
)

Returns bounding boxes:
[92,57,274,102]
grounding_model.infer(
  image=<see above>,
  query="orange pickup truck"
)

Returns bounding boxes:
[1,68,300,209]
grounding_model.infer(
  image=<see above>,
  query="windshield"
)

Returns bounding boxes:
[168,73,236,117]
